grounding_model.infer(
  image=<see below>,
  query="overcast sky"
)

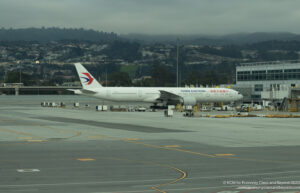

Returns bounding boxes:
[1,0,300,35]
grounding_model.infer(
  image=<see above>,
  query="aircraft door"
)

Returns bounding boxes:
[138,89,143,98]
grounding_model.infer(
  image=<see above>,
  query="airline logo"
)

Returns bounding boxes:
[81,72,94,85]
[210,89,228,93]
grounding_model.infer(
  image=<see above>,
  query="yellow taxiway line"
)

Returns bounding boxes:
[77,158,95,162]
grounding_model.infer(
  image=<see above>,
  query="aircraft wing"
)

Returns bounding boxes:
[158,90,182,101]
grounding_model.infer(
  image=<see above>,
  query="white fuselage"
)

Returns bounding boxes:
[78,87,243,103]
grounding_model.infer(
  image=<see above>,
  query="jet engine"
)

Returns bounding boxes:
[180,96,197,105]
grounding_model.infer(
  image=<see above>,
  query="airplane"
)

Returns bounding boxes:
[70,63,243,108]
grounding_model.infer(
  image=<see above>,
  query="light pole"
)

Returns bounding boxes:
[105,68,107,87]
[19,65,22,84]
[36,60,40,95]
[176,38,179,87]
[104,57,107,87]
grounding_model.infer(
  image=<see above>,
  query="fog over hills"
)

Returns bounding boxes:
[1,28,300,45]
[122,32,300,45]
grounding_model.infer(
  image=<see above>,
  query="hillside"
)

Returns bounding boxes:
[122,32,300,45]
[0,27,118,42]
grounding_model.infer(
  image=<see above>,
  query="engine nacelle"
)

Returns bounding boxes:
[180,96,197,106]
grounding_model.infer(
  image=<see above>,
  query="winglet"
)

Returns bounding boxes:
[74,63,102,89]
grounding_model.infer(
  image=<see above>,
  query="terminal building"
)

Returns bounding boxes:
[234,60,300,111]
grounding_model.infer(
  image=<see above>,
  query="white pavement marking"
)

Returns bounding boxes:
[17,169,40,173]
[14,188,39,192]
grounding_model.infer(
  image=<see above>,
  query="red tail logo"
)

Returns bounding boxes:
[81,73,94,85]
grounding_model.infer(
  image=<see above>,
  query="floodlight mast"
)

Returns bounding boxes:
[176,38,179,87]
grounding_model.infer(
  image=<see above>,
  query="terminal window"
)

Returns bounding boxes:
[237,69,300,81]
[237,71,251,81]
[251,94,261,99]
[252,70,266,80]
[267,70,283,80]
[284,69,300,80]
[254,84,263,91]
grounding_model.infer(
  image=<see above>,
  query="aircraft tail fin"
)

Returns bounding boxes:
[74,63,102,89]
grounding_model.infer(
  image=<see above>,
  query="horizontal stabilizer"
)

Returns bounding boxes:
[67,89,97,95]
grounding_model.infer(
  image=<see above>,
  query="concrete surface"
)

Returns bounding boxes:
[1,95,300,193]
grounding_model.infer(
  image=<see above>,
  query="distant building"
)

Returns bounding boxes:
[132,76,152,84]
[61,81,81,87]
[2,83,24,87]
[235,60,300,104]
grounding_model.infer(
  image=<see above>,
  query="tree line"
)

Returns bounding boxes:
[0,27,118,42]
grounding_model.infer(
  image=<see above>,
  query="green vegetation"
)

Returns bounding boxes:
[151,64,176,87]
[184,70,229,86]
[120,65,137,79]
[107,72,132,86]
[5,72,36,86]
[102,40,142,62]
